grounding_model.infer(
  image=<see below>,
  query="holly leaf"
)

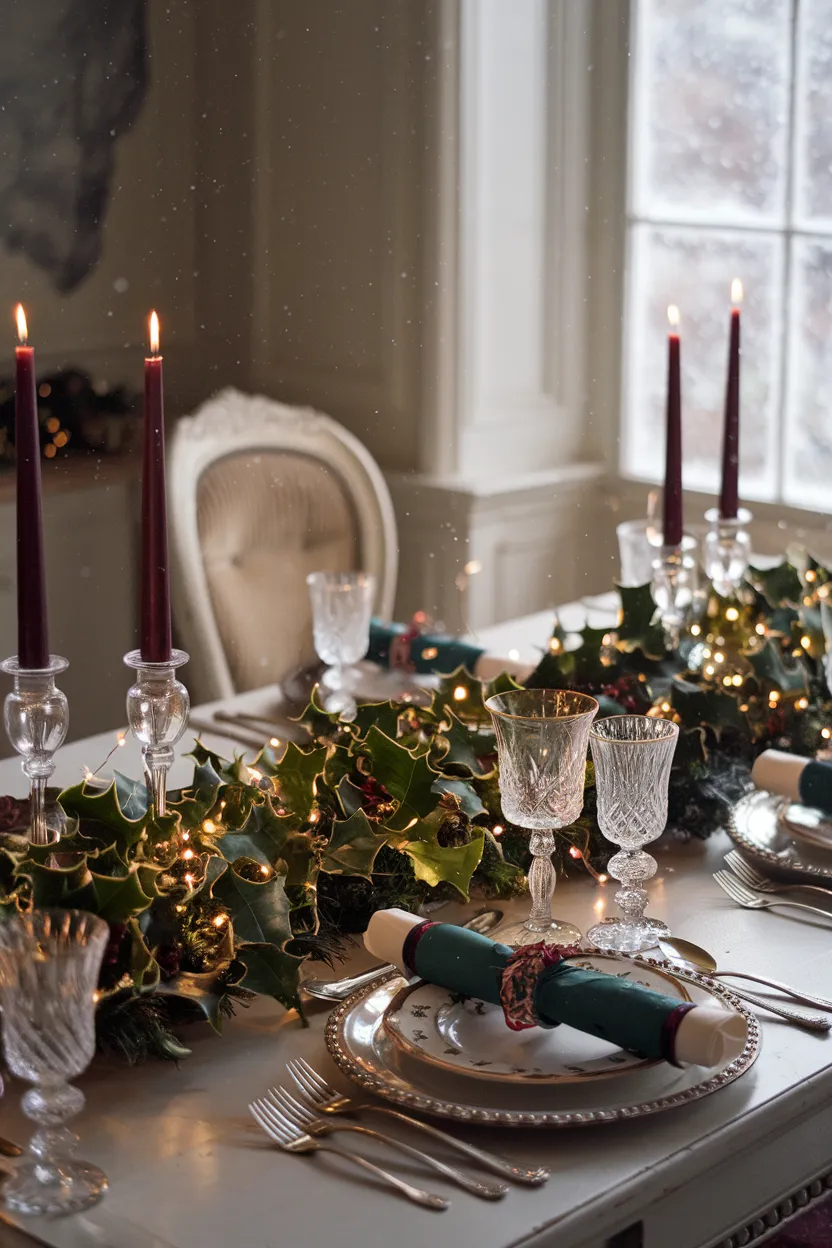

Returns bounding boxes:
[292,686,341,742]
[335,775,365,818]
[154,969,234,1033]
[16,857,93,909]
[572,627,615,684]
[219,799,318,891]
[525,649,575,689]
[211,863,293,948]
[59,779,149,849]
[434,666,488,724]
[616,583,666,659]
[89,866,155,923]
[321,809,388,879]
[235,943,304,1015]
[352,700,404,742]
[401,811,485,899]
[670,677,745,735]
[361,726,440,830]
[435,710,487,777]
[431,777,486,819]
[748,561,802,608]
[484,671,524,701]
[127,918,160,991]
[272,743,328,821]
[113,772,149,821]
[746,639,810,694]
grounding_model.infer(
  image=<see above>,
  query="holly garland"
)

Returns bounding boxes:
[0,669,577,1063]
[1,555,828,1064]
[527,557,832,841]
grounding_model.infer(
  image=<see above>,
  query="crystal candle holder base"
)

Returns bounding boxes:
[124,649,189,817]
[1,655,69,846]
[651,536,698,647]
[703,507,752,597]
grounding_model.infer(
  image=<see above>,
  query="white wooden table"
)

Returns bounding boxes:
[1,608,831,1248]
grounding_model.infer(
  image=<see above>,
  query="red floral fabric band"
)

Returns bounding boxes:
[499,941,581,1031]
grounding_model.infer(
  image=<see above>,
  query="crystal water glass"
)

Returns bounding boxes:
[485,689,598,947]
[587,715,679,954]
[306,571,376,716]
[0,909,109,1215]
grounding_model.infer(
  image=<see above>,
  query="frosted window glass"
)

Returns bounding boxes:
[623,226,782,502]
[783,238,832,507]
[794,0,832,226]
[632,0,791,226]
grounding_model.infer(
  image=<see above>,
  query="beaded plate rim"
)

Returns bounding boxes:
[324,952,761,1128]
[728,789,832,883]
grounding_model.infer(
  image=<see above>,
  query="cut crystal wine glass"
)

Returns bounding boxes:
[587,715,679,954]
[0,909,109,1215]
[485,689,598,947]
[306,571,376,717]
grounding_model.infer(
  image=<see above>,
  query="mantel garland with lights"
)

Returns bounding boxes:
[0,555,828,1063]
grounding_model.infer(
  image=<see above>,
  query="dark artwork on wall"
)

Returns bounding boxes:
[0,0,148,292]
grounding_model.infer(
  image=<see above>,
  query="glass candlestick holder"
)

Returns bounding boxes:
[703,507,752,597]
[124,649,189,817]
[1,655,69,846]
[650,535,698,648]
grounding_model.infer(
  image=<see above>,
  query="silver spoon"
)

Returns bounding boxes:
[659,935,832,1013]
[302,908,503,1002]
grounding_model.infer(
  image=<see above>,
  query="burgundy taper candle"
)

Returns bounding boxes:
[140,311,172,662]
[662,304,683,548]
[14,305,49,670]
[719,279,742,520]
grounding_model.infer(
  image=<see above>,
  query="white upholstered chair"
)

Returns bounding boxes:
[168,388,398,702]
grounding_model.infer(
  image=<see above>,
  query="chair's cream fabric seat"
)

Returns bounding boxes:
[197,449,358,692]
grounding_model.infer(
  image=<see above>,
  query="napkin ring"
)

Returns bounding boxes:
[500,941,580,1032]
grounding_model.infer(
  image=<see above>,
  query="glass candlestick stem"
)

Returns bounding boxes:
[703,507,752,597]
[1,655,69,846]
[651,535,698,648]
[124,649,189,817]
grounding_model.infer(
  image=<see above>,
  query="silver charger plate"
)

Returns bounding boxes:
[383,953,691,1085]
[729,789,832,882]
[324,957,760,1128]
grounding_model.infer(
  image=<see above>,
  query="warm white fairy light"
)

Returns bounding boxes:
[755,623,766,635]
[508,649,520,661]
[725,607,739,622]
[201,819,215,835]
[182,848,194,861]
[260,864,270,877]
[549,636,562,654]
[212,914,228,928]
[453,685,467,701]
[181,830,189,841]
[704,664,715,677]
[801,635,812,649]
[690,624,701,637]
[797,697,809,710]
[822,728,831,740]
[269,737,280,748]
[714,652,725,664]
[731,674,743,687]
[184,873,195,888]
[806,569,817,583]
[492,824,504,836]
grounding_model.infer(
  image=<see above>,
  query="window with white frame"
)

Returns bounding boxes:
[623,0,832,513]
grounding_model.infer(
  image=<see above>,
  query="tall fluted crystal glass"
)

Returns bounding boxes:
[307,571,375,717]
[587,715,679,954]
[485,689,598,947]
[0,909,108,1215]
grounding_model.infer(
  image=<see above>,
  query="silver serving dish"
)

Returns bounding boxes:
[729,789,832,883]
[324,959,760,1128]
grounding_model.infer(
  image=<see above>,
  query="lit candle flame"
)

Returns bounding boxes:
[15,304,27,345]
[731,278,743,306]
[149,310,160,355]
[667,304,680,330]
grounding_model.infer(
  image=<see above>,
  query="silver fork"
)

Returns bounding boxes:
[287,1057,549,1186]
[249,1096,448,1211]
[725,849,832,903]
[715,869,832,922]
[268,1085,507,1200]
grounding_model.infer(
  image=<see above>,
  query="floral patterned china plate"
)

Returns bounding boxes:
[382,954,690,1085]
[325,956,760,1128]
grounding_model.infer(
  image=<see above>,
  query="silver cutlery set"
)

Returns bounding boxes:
[249,1058,548,1210]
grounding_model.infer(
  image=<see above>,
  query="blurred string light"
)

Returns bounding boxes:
[568,844,608,884]
[81,730,128,784]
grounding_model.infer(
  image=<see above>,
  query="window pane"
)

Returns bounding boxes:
[623,225,783,503]
[783,238,832,507]
[794,0,832,226]
[631,0,791,227]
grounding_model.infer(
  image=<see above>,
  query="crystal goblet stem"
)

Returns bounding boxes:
[0,909,109,1215]
[124,648,189,817]
[1,655,69,846]
[306,571,376,718]
[485,689,598,947]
